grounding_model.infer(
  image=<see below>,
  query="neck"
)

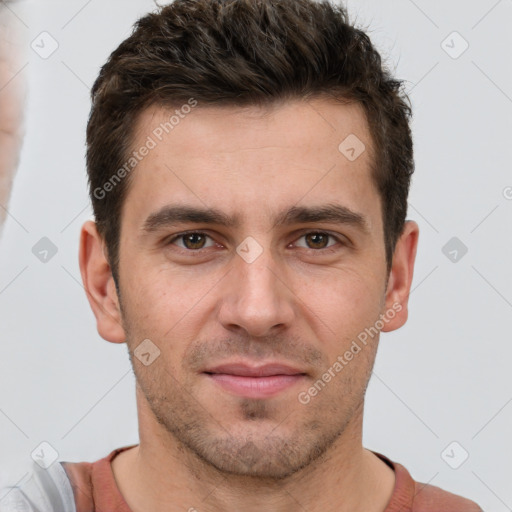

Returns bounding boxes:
[111,396,395,512]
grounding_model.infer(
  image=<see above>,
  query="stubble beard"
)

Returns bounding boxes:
[128,337,373,483]
[117,284,377,483]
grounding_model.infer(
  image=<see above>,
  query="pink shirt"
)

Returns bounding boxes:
[61,445,483,512]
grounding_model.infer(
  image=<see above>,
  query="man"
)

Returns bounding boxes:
[1,0,483,510]
[0,0,25,234]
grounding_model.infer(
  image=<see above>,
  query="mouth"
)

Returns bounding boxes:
[202,362,308,399]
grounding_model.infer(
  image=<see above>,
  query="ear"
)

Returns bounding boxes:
[79,220,126,343]
[380,220,419,332]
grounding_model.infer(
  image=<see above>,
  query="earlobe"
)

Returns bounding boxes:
[381,220,419,333]
[78,220,126,343]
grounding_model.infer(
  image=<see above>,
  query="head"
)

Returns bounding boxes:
[80,0,419,480]
[0,1,25,232]
[87,0,414,280]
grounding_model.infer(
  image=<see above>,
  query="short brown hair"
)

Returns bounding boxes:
[86,0,414,278]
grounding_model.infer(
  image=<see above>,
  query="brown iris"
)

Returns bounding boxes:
[179,232,331,251]
[182,233,207,250]
[305,233,330,249]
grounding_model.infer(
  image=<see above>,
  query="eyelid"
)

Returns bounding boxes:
[167,229,347,252]
[292,231,342,250]
[167,230,218,250]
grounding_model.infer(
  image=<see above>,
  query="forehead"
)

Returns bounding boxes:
[133,97,372,163]
[122,97,379,230]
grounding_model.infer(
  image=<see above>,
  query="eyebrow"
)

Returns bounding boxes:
[142,203,370,234]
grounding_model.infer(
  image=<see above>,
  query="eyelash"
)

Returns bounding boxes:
[166,230,345,254]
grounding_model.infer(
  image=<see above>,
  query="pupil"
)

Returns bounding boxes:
[308,233,327,249]
[185,234,204,249]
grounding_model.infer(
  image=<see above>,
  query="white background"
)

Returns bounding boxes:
[0,0,511,510]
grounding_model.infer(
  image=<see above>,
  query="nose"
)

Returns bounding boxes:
[217,248,295,338]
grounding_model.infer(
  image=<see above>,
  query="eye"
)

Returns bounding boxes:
[167,230,344,253]
[294,232,341,251]
[169,232,216,250]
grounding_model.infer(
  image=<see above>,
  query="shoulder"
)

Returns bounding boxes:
[411,480,483,512]
[0,460,76,512]
[61,444,137,512]
[371,451,483,512]
[60,460,94,511]
[0,445,135,512]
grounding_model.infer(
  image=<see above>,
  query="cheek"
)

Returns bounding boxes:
[121,267,211,340]
[298,268,383,331]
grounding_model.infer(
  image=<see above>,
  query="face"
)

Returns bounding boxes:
[0,6,24,228]
[81,97,418,480]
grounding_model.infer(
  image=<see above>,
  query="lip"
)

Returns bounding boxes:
[204,362,307,377]
[203,362,307,399]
